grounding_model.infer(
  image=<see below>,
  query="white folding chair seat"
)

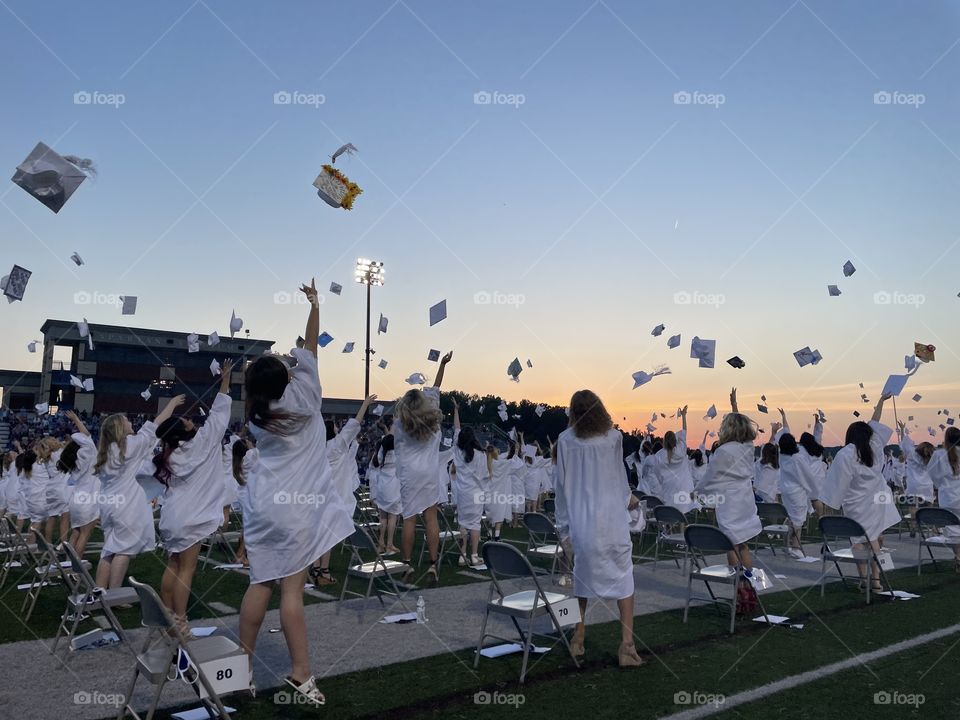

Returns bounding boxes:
[350,559,409,576]
[498,589,568,614]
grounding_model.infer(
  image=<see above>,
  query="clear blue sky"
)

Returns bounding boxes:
[2,0,959,443]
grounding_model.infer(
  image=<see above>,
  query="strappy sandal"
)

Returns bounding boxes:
[427,563,439,586]
[285,675,325,706]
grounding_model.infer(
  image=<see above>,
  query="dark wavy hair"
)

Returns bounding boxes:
[845,422,874,468]
[372,434,394,468]
[245,356,304,435]
[457,427,484,463]
[568,390,613,439]
[945,427,960,475]
[56,440,81,474]
[152,417,198,487]
[799,432,823,458]
[760,443,779,469]
[231,439,250,485]
[778,433,799,456]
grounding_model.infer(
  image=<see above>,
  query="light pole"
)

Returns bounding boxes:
[355,258,384,397]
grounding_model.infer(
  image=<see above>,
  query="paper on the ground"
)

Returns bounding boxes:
[190,626,217,637]
[471,563,488,571]
[877,590,921,600]
[753,615,791,625]
[213,563,244,570]
[794,556,820,563]
[380,612,418,624]
[774,574,788,579]
[790,624,805,629]
[17,581,51,590]
[479,642,551,658]
[172,706,236,720]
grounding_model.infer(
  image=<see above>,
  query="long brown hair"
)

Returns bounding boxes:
[94,414,128,475]
[945,427,960,475]
[664,430,677,462]
[568,390,612,439]
[231,439,250,485]
[245,356,305,435]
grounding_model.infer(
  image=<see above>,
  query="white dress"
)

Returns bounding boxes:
[927,448,960,536]
[452,432,487,531]
[777,452,815,526]
[822,421,901,542]
[753,461,780,503]
[524,456,550,501]
[68,433,100,528]
[0,462,12,512]
[327,418,361,512]
[242,348,354,584]
[220,439,240,509]
[21,468,48,523]
[437,446,454,506]
[638,454,660,497]
[4,463,21,516]
[235,448,258,510]
[158,392,232,553]
[901,435,935,502]
[372,448,402,515]
[555,428,634,600]
[509,456,526,514]
[651,431,697,513]
[487,458,515,524]
[696,441,762,545]
[98,422,159,557]
[40,454,71,517]
[394,386,442,519]
[799,448,827,501]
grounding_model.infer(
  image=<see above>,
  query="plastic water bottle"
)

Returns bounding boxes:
[416,595,427,624]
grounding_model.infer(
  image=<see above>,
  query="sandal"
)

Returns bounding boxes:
[314,568,337,587]
[285,675,325,706]
[427,563,439,587]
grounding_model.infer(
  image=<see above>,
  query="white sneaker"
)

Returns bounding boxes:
[559,574,572,587]
[285,675,325,706]
[470,554,482,566]
[458,555,467,566]
[787,547,805,559]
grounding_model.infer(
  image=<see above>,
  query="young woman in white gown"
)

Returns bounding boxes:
[153,361,234,637]
[774,410,817,558]
[370,428,401,554]
[695,389,763,577]
[650,407,698,513]
[927,427,960,569]
[753,442,780,503]
[485,444,514,541]
[95,395,185,589]
[59,411,99,556]
[394,351,452,585]
[451,400,486,565]
[238,280,354,706]
[17,449,46,537]
[896,421,935,504]
[822,394,901,591]
[554,389,643,668]
[230,437,257,567]
[34,438,69,542]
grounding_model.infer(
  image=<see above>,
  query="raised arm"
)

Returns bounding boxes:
[872,393,890,423]
[452,397,461,431]
[65,410,90,437]
[218,359,234,395]
[300,279,320,357]
[680,405,688,433]
[355,394,376,422]
[155,395,186,427]
[730,388,739,414]
[433,351,453,388]
[813,414,823,444]
[778,408,790,434]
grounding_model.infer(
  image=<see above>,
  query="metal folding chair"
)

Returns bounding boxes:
[417,508,467,567]
[117,577,244,720]
[682,524,769,633]
[754,502,791,556]
[818,515,891,604]
[521,512,566,580]
[915,507,960,575]
[473,542,580,683]
[338,524,411,619]
[51,541,138,656]
[651,505,688,571]
[0,515,39,586]
[21,532,81,622]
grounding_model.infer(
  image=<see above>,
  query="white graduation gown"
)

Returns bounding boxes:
[928,448,960,536]
[509,456,526,513]
[241,348,354,584]
[98,422,159,557]
[68,433,100,528]
[0,462,12,512]
[555,428,634,600]
[40,455,71,516]
[651,431,697,513]
[798,447,827,501]
[524,457,550,501]
[372,448,402,515]
[394,386,443,519]
[158,392,232,553]
[22,468,48,522]
[452,432,487,531]
[822,421,901,542]
[753,461,780,503]
[900,435,935,501]
[696,441,762,545]
[327,418,361,513]
[487,457,514,524]
[778,453,815,526]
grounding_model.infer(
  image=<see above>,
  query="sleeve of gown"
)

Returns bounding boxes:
[822,447,855,509]
[676,429,688,454]
[193,392,234,460]
[554,438,570,539]
[73,433,97,474]
[928,449,949,489]
[900,433,915,456]
[286,348,323,410]
[814,423,823,445]
[868,421,893,461]
[615,433,629,502]
[328,419,361,463]
[125,421,158,464]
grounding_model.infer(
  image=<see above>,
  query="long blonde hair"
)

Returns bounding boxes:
[94,414,128,475]
[394,389,442,442]
[568,390,612,439]
[718,412,757,445]
[35,437,58,463]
